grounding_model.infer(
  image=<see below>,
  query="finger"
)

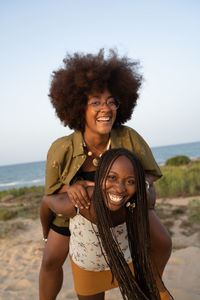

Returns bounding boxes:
[71,196,83,209]
[84,180,95,187]
[68,185,90,208]
[68,192,78,207]
[72,190,88,209]
[68,191,82,208]
[72,186,90,208]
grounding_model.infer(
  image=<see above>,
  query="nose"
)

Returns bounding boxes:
[115,180,126,193]
[100,101,111,111]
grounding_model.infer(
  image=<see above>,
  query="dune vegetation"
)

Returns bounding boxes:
[0,156,200,238]
[155,159,200,198]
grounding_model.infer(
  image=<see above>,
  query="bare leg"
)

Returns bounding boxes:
[149,209,172,276]
[149,209,172,296]
[39,229,70,300]
[78,292,105,300]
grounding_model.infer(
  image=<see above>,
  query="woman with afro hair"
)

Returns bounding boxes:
[39,49,172,300]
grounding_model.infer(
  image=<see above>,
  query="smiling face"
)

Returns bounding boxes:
[103,155,136,211]
[84,89,117,137]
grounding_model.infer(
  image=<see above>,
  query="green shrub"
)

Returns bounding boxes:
[0,186,44,221]
[0,208,17,220]
[0,186,44,201]
[189,199,200,224]
[155,161,200,197]
[0,220,26,238]
[166,155,191,166]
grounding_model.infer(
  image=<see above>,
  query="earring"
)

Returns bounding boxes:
[126,201,136,212]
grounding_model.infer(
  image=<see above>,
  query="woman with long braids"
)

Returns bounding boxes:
[42,148,173,300]
[39,49,172,299]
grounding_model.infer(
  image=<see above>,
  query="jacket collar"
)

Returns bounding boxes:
[72,131,85,157]
[72,127,124,158]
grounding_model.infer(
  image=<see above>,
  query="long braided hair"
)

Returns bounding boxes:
[92,148,161,300]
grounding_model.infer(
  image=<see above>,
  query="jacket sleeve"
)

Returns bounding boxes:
[45,138,72,195]
[127,127,162,179]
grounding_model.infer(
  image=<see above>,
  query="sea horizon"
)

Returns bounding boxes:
[0,140,200,168]
[0,140,199,191]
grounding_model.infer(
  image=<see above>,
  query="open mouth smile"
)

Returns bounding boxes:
[108,193,126,205]
[97,116,111,123]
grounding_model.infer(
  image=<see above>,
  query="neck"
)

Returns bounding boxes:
[83,132,110,150]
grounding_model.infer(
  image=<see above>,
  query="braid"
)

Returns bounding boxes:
[92,148,161,300]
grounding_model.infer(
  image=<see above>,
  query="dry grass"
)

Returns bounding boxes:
[0,186,44,238]
[1,186,200,244]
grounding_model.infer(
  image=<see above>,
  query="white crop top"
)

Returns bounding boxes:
[69,213,132,271]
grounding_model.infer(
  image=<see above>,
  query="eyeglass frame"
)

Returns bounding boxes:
[87,97,120,112]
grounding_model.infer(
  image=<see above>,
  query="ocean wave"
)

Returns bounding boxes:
[0,178,44,191]
[0,181,20,187]
[32,179,43,183]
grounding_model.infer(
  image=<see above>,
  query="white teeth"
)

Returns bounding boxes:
[97,117,110,121]
[109,193,123,202]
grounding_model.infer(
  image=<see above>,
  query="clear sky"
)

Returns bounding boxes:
[1,0,200,166]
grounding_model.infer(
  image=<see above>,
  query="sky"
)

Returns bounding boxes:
[1,0,200,166]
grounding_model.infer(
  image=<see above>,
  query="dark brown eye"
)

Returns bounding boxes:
[127,179,135,185]
[107,175,116,182]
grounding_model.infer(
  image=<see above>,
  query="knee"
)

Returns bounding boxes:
[41,252,64,272]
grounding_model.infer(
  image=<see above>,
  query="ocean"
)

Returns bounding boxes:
[0,141,199,191]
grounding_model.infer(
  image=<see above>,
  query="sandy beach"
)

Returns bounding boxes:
[0,197,200,300]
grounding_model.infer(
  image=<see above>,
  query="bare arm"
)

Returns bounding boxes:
[59,180,94,209]
[145,173,157,209]
[40,181,94,239]
[40,192,76,239]
[40,185,75,239]
[42,193,77,217]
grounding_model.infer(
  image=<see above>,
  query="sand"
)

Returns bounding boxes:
[0,197,200,300]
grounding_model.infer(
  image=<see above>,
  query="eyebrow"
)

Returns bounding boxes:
[108,171,135,178]
[88,95,114,100]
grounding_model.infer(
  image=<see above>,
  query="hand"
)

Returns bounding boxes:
[64,180,94,209]
[145,174,157,209]
[146,182,156,209]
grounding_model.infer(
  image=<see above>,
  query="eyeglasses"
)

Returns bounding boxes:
[88,98,119,112]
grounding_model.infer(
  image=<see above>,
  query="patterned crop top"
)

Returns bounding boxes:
[69,213,132,272]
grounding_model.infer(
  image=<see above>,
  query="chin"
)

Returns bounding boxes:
[98,123,113,132]
[99,128,113,136]
[109,205,123,212]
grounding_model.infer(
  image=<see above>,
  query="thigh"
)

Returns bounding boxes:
[43,229,70,266]
[148,210,172,274]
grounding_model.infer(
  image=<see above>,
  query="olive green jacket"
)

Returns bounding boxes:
[45,125,161,195]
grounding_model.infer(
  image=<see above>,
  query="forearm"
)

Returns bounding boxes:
[40,198,54,238]
[42,193,76,217]
[40,188,76,238]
